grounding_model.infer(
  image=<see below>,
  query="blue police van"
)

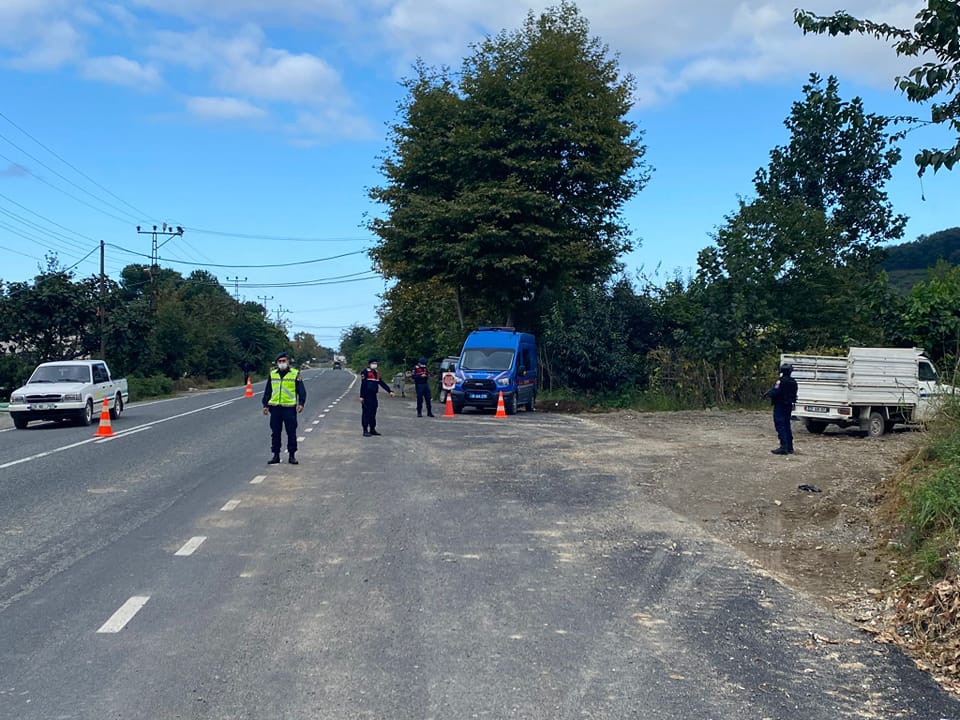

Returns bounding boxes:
[451,327,537,414]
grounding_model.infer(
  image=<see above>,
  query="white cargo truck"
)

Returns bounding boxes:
[781,347,954,437]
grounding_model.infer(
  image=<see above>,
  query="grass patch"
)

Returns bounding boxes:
[898,398,960,580]
[537,388,722,413]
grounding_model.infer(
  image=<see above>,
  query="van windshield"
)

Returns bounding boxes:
[461,348,514,372]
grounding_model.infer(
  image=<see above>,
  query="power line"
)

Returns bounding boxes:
[0,191,99,243]
[105,243,368,269]
[183,226,375,243]
[0,111,156,221]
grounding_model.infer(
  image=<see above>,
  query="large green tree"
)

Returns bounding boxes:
[696,75,906,353]
[369,1,648,328]
[795,1,960,174]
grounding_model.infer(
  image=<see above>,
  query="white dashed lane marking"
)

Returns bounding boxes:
[221,499,241,512]
[250,475,265,485]
[174,536,207,557]
[97,596,150,634]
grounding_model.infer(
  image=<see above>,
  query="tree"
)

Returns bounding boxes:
[795,2,960,174]
[696,75,906,353]
[369,1,648,327]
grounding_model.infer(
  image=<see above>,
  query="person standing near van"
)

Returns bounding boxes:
[764,363,798,455]
[360,358,394,436]
[411,357,434,417]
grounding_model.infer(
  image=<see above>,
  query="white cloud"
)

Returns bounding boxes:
[0,163,30,178]
[81,55,162,88]
[185,96,268,120]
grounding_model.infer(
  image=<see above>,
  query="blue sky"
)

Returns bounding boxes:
[1,1,957,349]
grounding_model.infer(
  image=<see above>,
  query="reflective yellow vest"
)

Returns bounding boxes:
[268,368,299,406]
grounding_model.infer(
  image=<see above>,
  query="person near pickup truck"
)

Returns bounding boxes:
[412,357,434,417]
[261,351,306,464]
[765,363,798,455]
[359,358,394,436]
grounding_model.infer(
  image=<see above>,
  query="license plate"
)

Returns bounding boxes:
[804,405,829,413]
[31,403,55,410]
[468,393,486,399]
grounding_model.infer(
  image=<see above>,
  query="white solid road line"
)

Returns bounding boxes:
[250,475,266,484]
[97,596,150,633]
[174,536,207,556]
[221,499,241,512]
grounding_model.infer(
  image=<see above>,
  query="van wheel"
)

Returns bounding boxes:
[866,411,886,438]
[109,393,124,420]
[506,393,517,415]
[453,402,464,414]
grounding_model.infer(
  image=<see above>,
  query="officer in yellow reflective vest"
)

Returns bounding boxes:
[261,351,306,464]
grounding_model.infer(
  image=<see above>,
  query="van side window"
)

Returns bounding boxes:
[919,362,939,382]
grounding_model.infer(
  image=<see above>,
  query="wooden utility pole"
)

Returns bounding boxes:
[99,239,106,359]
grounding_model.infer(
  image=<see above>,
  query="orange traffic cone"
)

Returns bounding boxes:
[495,391,507,418]
[443,391,455,417]
[244,379,254,398]
[94,397,113,437]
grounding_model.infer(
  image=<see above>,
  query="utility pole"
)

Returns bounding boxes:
[99,239,106,359]
[225,276,247,302]
[136,223,184,269]
[275,304,288,329]
[257,294,274,317]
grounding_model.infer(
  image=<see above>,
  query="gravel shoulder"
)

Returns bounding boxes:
[571,409,913,614]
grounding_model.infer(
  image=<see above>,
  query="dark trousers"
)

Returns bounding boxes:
[361,395,379,431]
[415,383,432,415]
[269,406,298,454]
[773,405,793,451]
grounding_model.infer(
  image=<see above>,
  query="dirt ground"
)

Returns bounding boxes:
[566,408,915,620]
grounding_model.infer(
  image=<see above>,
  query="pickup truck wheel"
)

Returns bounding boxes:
[11,413,28,429]
[109,394,124,420]
[77,399,95,426]
[866,411,886,438]
[804,419,827,434]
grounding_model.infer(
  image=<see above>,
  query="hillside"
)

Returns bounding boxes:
[883,227,960,293]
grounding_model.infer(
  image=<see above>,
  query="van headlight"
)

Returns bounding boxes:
[497,377,511,387]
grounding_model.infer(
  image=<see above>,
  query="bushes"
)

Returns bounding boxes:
[128,374,175,401]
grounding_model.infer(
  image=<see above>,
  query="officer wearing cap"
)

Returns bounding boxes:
[764,363,798,455]
[411,357,434,417]
[262,351,306,464]
[359,357,393,436]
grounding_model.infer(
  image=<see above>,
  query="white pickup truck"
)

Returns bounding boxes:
[781,347,955,437]
[8,360,129,429]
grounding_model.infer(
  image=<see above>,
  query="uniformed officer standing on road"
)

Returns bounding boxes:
[359,357,394,436]
[765,363,798,455]
[262,351,306,464]
[412,357,434,417]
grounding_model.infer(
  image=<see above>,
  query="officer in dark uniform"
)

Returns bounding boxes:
[261,351,306,464]
[359,357,394,436]
[765,363,798,455]
[412,357,434,417]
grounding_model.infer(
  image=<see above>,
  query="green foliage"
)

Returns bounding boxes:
[795,2,960,175]
[127,374,176,401]
[369,1,648,326]
[691,75,904,379]
[899,262,960,367]
[900,396,960,578]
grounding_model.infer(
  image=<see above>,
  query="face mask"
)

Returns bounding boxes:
[278,362,288,370]
[370,363,378,370]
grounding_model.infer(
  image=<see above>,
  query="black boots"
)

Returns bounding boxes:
[288,452,298,465]
[268,453,281,464]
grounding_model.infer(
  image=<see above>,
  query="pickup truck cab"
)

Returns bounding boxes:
[8,360,129,429]
[451,327,537,414]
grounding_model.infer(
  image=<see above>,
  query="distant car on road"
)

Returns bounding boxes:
[332,360,342,370]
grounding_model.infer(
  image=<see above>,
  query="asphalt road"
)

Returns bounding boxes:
[0,370,958,719]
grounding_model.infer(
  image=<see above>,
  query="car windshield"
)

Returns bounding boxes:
[29,365,89,383]
[461,348,514,372]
